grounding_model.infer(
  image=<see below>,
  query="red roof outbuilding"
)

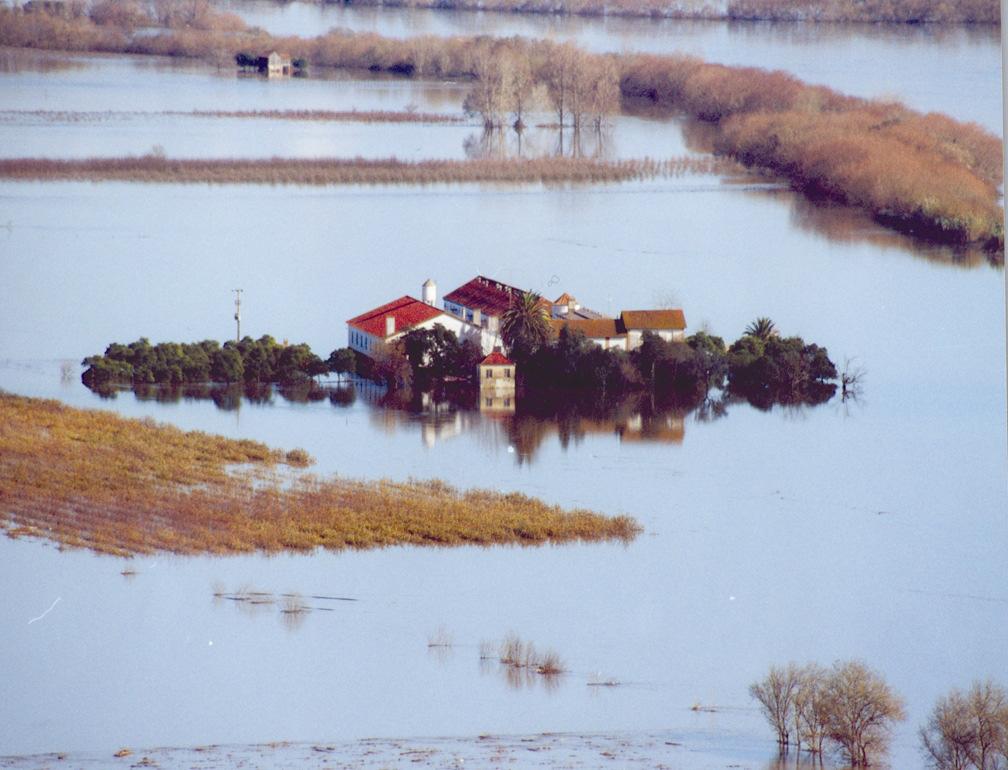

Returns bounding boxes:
[346,296,444,338]
[479,350,514,366]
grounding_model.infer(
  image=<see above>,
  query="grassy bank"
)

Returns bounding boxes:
[0,393,640,556]
[0,10,1001,249]
[0,155,730,185]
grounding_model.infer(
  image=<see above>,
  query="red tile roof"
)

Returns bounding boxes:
[620,309,686,331]
[443,276,525,317]
[347,296,444,338]
[480,350,514,366]
[554,293,576,305]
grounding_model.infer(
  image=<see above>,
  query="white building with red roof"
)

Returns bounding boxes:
[346,281,501,359]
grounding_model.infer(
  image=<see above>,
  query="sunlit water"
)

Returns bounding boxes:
[0,46,1005,770]
[221,0,1002,132]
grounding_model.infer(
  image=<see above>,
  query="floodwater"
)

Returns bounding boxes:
[221,0,1002,132]
[0,35,1005,770]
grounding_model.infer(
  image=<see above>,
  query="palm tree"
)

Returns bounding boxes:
[744,317,777,341]
[500,291,550,360]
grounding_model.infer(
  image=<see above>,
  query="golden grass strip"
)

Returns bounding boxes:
[0,393,640,557]
[0,155,735,186]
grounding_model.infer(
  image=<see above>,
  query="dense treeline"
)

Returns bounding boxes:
[1,9,1000,250]
[0,155,714,185]
[81,335,337,388]
[374,317,838,409]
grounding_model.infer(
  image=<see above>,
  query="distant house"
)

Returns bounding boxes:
[478,348,515,390]
[550,293,605,321]
[549,309,686,351]
[267,51,292,77]
[620,309,687,346]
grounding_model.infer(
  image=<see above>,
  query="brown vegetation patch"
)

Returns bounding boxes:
[0,394,640,556]
[0,155,731,186]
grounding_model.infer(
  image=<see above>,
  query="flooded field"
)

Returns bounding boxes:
[0,19,1005,770]
[222,0,1003,131]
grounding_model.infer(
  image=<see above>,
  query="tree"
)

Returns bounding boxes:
[744,316,777,341]
[463,46,512,129]
[372,341,412,390]
[824,660,906,767]
[687,331,727,393]
[328,347,357,379]
[210,347,244,384]
[794,662,831,757]
[750,663,803,751]
[921,680,1008,770]
[501,291,550,362]
[541,42,579,128]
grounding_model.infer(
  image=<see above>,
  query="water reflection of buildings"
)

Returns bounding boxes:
[353,378,687,461]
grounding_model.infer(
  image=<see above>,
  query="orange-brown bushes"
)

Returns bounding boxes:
[725,0,999,23]
[0,9,1000,248]
[0,393,641,556]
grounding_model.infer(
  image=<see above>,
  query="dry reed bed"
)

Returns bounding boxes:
[0,155,731,186]
[0,108,466,124]
[0,9,1000,248]
[0,394,640,556]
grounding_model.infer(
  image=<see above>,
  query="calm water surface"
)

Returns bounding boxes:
[222,0,1002,131]
[0,46,1005,770]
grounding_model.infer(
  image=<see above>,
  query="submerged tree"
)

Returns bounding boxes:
[824,660,906,767]
[920,680,1008,770]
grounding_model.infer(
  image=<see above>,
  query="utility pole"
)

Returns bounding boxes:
[232,289,243,343]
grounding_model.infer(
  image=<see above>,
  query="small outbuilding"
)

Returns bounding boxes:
[478,348,515,391]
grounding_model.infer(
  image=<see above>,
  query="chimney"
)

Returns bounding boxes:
[385,315,395,337]
[472,308,482,326]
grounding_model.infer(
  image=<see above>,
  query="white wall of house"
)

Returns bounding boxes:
[348,314,501,358]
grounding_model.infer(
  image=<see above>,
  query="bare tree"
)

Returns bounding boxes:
[921,680,1008,770]
[463,47,512,129]
[824,660,906,767]
[750,663,803,751]
[841,356,866,402]
[795,662,831,758]
[541,42,579,129]
[508,54,535,131]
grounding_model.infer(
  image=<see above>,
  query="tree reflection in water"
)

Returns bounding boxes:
[86,376,839,465]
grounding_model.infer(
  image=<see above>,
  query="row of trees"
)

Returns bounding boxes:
[463,42,619,132]
[752,664,1008,769]
[750,660,906,766]
[81,336,357,388]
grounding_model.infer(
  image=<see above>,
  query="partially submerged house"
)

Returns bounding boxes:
[549,309,687,351]
[348,276,686,361]
[267,51,292,77]
[347,281,499,358]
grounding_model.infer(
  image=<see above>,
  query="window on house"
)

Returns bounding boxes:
[485,369,493,379]
[503,398,510,407]
[504,369,510,378]
[485,398,493,407]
